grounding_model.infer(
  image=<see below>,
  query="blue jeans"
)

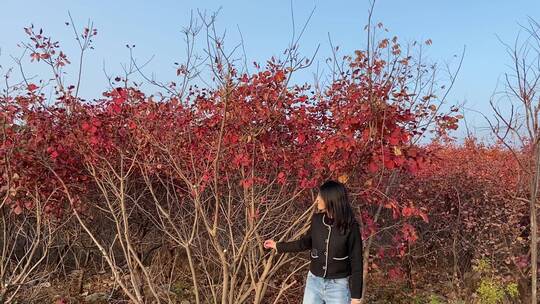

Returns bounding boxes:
[303,270,351,304]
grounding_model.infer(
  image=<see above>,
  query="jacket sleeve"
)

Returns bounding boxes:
[275,214,313,253]
[348,222,364,299]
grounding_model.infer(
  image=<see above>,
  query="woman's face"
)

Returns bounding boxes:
[316,193,326,211]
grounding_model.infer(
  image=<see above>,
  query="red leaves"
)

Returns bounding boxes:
[378,38,389,49]
[54,297,67,304]
[12,203,23,215]
[368,161,379,173]
[393,156,405,167]
[3,27,459,282]
[401,223,418,243]
[417,211,429,223]
[297,95,308,102]
[226,133,239,144]
[128,121,137,130]
[383,199,400,219]
[402,206,414,217]
[406,158,418,174]
[240,178,254,188]
[25,27,71,67]
[337,173,349,184]
[384,159,395,169]
[402,204,429,223]
[240,73,249,83]
[82,118,101,137]
[56,51,70,67]
[30,52,49,62]
[515,255,529,269]
[387,267,404,281]
[296,133,306,144]
[47,146,59,159]
[112,87,127,105]
[388,128,401,145]
[274,70,286,82]
[233,153,250,167]
[27,83,39,92]
[81,122,90,131]
[277,172,286,185]
[82,27,98,39]
[111,104,122,114]
[104,87,128,114]
[91,118,102,127]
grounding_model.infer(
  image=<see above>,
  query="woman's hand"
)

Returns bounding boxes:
[351,298,363,304]
[263,239,276,250]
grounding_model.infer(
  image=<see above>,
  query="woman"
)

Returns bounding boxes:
[263,180,364,304]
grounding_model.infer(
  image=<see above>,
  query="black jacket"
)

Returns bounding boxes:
[276,211,363,299]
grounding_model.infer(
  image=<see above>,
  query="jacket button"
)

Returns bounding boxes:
[322,266,326,270]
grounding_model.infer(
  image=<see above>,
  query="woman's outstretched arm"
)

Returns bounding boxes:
[268,214,314,253]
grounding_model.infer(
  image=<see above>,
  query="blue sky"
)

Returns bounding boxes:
[1,0,539,139]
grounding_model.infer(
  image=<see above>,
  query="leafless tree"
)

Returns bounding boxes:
[485,17,540,304]
[0,184,57,304]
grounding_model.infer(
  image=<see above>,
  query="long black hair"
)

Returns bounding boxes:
[318,180,357,234]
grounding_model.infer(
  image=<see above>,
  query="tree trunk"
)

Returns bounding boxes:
[530,141,540,304]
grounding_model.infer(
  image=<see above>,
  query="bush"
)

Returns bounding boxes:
[473,259,519,304]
